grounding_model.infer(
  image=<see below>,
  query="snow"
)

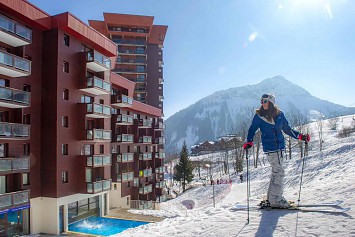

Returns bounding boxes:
[113,115,355,237]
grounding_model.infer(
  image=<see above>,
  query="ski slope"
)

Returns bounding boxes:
[114,115,355,237]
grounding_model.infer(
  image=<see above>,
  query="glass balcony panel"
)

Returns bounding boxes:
[12,90,30,104]
[93,104,103,114]
[93,77,103,88]
[0,123,11,136]
[0,87,12,101]
[14,57,30,72]
[103,180,111,190]
[94,182,103,193]
[0,194,12,209]
[128,172,134,180]
[86,130,93,140]
[0,15,15,33]
[103,131,111,140]
[87,156,93,166]
[94,156,102,166]
[0,159,11,172]
[12,124,29,137]
[103,81,111,91]
[122,173,128,181]
[103,106,111,116]
[15,24,32,41]
[12,158,29,170]
[103,156,111,165]
[0,51,13,66]
[13,191,29,205]
[86,104,93,113]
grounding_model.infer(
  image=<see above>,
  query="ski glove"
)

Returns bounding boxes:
[298,134,310,142]
[243,142,253,150]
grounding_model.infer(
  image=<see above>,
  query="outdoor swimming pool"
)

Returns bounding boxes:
[68,216,149,236]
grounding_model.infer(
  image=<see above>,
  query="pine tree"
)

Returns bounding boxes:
[173,141,194,192]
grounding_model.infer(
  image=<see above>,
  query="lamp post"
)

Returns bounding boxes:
[205,164,215,208]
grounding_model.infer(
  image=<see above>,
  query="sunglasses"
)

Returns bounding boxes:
[261,99,269,104]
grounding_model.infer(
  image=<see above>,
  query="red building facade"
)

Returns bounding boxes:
[0,1,166,235]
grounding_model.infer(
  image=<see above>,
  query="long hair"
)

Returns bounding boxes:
[256,103,280,122]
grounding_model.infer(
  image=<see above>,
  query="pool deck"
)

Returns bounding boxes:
[106,208,164,223]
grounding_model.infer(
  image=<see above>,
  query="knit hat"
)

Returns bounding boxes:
[261,93,276,105]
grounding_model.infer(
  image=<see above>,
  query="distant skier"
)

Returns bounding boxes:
[239,174,243,183]
[243,93,310,208]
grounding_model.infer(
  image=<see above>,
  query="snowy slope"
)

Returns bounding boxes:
[114,115,355,237]
[165,76,355,152]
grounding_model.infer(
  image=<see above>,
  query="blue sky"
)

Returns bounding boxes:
[29,0,355,118]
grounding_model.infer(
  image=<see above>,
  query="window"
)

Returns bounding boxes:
[100,145,104,154]
[0,79,9,87]
[81,95,93,103]
[0,111,9,122]
[99,99,104,104]
[23,173,30,185]
[23,84,31,92]
[127,181,130,187]
[62,171,68,183]
[23,143,30,156]
[82,144,93,155]
[23,114,30,125]
[136,65,145,73]
[63,61,69,73]
[62,116,68,128]
[0,143,8,158]
[62,144,68,155]
[62,89,69,100]
[64,34,70,46]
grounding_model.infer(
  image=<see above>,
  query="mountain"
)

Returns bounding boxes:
[165,76,355,152]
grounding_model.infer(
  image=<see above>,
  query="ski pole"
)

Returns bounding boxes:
[297,140,308,206]
[246,148,250,224]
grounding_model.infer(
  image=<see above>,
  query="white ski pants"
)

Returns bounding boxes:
[266,151,285,204]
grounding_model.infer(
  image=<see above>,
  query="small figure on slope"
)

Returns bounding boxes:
[240,174,243,183]
[243,93,310,208]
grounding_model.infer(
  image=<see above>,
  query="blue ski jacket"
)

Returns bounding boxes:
[247,111,300,153]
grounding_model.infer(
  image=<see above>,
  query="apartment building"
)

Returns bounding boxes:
[0,0,166,236]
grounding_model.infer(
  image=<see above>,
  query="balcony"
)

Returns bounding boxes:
[139,184,153,195]
[159,78,164,84]
[111,94,133,107]
[113,39,146,46]
[120,171,134,182]
[116,58,146,65]
[0,87,30,108]
[155,180,166,189]
[139,136,152,144]
[138,119,152,128]
[114,68,146,74]
[155,152,165,159]
[115,114,134,125]
[0,14,32,47]
[156,195,167,203]
[139,152,152,161]
[80,76,111,95]
[117,153,134,163]
[86,129,111,142]
[86,50,111,72]
[86,179,111,194]
[116,134,134,143]
[0,51,31,77]
[86,155,111,167]
[0,157,29,174]
[0,190,30,211]
[154,122,165,130]
[0,122,30,140]
[155,137,165,145]
[139,168,152,178]
[85,103,111,119]
[117,49,146,55]
[155,166,165,174]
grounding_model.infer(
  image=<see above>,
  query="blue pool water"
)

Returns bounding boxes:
[69,216,149,236]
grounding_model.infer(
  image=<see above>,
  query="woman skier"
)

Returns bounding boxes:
[243,93,310,208]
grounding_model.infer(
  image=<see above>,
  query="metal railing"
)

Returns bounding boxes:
[113,39,146,46]
[117,49,146,55]
[0,190,29,210]
[86,129,111,141]
[86,155,111,167]
[116,114,134,124]
[0,122,30,138]
[86,76,111,92]
[0,51,31,72]
[86,50,111,69]
[86,103,111,116]
[87,179,111,193]
[116,58,146,64]
[0,14,32,41]
[112,94,133,106]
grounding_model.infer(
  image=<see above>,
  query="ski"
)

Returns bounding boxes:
[296,200,343,208]
[261,206,351,214]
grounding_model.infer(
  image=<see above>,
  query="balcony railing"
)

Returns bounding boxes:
[116,58,146,64]
[117,49,146,55]
[111,94,133,107]
[116,114,134,125]
[86,103,111,118]
[0,190,30,210]
[117,153,134,162]
[121,171,134,182]
[87,179,111,194]
[0,51,31,77]
[0,87,30,108]
[82,76,111,95]
[113,39,146,46]
[155,166,165,174]
[116,134,134,143]
[0,122,29,139]
[139,168,152,177]
[155,180,166,189]
[114,68,146,74]
[155,152,166,159]
[86,50,111,72]
[0,157,29,173]
[86,129,111,141]
[0,14,32,47]
[139,184,153,195]
[154,122,165,130]
[138,119,152,128]
[86,155,111,167]
[155,137,165,145]
[108,26,148,34]
[139,152,152,161]
[139,136,152,144]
